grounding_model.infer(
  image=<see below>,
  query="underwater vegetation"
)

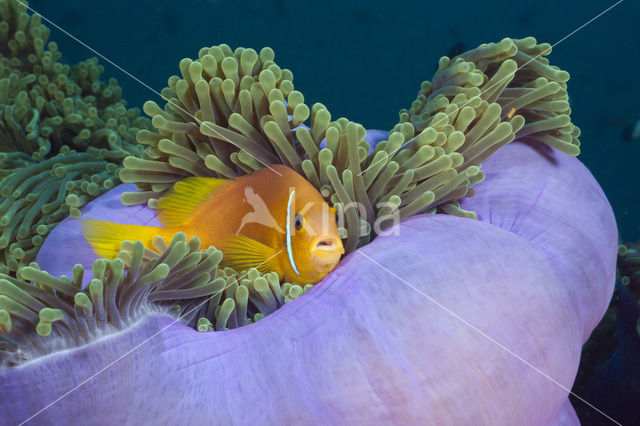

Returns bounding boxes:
[0,0,621,423]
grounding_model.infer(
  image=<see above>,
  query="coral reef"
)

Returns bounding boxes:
[121,38,580,252]
[0,0,149,274]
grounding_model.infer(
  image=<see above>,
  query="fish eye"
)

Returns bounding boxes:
[294,213,303,231]
[334,210,339,224]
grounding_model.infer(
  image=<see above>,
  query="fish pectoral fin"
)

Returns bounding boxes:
[157,177,227,227]
[220,235,279,275]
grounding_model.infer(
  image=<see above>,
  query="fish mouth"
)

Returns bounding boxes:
[309,235,344,271]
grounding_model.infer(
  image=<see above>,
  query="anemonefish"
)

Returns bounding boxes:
[81,165,344,284]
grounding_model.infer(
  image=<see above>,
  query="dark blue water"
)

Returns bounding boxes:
[28,0,640,243]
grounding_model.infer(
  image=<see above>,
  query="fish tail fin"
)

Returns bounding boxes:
[80,219,169,259]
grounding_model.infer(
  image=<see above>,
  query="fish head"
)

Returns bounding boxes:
[282,185,344,284]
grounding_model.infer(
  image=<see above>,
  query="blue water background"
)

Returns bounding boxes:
[28,0,640,241]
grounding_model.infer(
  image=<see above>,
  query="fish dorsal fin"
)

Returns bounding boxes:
[157,177,226,227]
[221,235,278,276]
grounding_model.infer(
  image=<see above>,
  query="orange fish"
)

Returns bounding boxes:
[81,165,344,284]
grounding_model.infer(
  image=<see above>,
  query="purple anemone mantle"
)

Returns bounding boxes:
[1,138,617,424]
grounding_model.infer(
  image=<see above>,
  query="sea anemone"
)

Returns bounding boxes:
[0,0,150,274]
[0,228,309,364]
[121,38,579,252]
[0,0,619,422]
[0,137,616,423]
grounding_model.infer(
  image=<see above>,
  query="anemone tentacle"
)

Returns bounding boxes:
[0,229,312,365]
[0,0,151,273]
[121,38,579,252]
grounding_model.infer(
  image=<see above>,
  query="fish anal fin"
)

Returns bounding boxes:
[157,177,226,227]
[221,235,279,276]
[80,219,163,259]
